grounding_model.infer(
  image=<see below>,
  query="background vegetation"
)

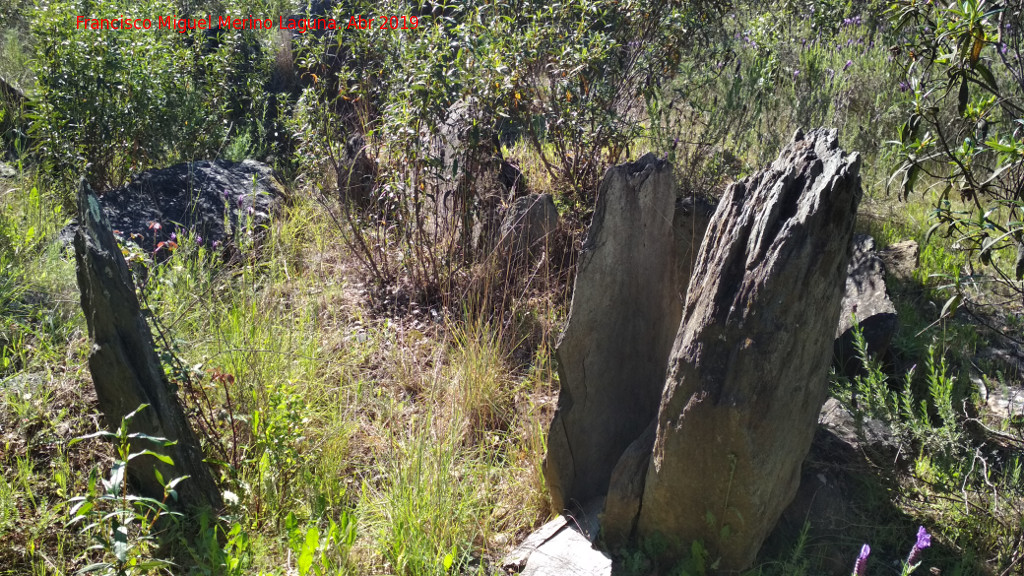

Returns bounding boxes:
[1,0,1023,574]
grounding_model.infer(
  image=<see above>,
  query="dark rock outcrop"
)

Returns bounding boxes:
[636,128,862,570]
[545,153,712,517]
[763,398,896,576]
[0,75,27,109]
[833,235,899,376]
[74,181,222,513]
[62,160,283,254]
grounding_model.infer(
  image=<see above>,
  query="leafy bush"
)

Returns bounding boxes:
[508,0,730,205]
[29,0,279,193]
[293,0,734,312]
[889,0,1024,302]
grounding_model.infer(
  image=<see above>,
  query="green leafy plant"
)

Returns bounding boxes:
[67,404,186,575]
[888,0,1024,305]
[28,0,280,194]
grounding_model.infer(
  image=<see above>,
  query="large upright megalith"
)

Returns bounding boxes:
[74,180,222,513]
[636,129,862,570]
[544,153,713,513]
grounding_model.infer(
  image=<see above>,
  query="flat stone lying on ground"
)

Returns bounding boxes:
[833,234,899,376]
[502,501,610,576]
[494,193,559,265]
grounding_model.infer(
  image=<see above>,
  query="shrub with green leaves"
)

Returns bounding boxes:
[888,0,1024,301]
[29,0,279,193]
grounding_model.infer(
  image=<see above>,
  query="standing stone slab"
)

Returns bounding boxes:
[637,129,862,571]
[74,180,223,513]
[545,153,710,514]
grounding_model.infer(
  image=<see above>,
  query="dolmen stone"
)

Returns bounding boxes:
[74,179,222,513]
[62,159,284,253]
[336,134,378,205]
[877,239,918,281]
[635,128,862,570]
[544,153,713,518]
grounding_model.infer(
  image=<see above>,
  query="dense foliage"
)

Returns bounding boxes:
[890,0,1024,305]
[1,0,1023,575]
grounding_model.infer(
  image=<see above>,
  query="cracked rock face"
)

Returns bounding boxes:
[544,153,712,514]
[636,128,862,571]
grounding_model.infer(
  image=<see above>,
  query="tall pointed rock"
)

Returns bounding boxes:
[637,129,862,570]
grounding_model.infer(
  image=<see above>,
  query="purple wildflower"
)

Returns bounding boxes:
[899,80,911,92]
[196,235,203,245]
[854,544,870,576]
[794,69,800,79]
[906,526,931,566]
[1001,43,1009,55]
[844,59,854,71]
[169,232,176,241]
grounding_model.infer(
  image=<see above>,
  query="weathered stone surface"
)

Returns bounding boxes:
[504,502,610,576]
[74,181,222,513]
[818,397,896,454]
[494,193,559,263]
[601,421,656,549]
[501,517,568,572]
[763,402,890,576]
[973,346,1024,423]
[834,235,898,376]
[877,239,919,280]
[0,75,27,109]
[519,524,612,576]
[62,160,283,253]
[637,128,862,571]
[673,196,717,290]
[545,153,711,515]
